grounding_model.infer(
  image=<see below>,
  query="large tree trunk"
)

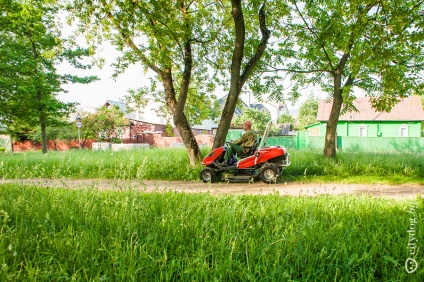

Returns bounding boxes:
[213,2,270,149]
[173,111,202,166]
[163,84,202,166]
[213,0,245,149]
[31,38,48,153]
[163,45,202,166]
[323,70,343,158]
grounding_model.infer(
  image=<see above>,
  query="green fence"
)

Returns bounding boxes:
[337,136,424,152]
[226,130,424,152]
[225,129,244,142]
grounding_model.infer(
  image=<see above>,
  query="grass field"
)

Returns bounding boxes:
[0,148,423,184]
[1,149,423,280]
[0,184,422,281]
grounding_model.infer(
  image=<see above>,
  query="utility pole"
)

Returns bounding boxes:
[76,113,82,149]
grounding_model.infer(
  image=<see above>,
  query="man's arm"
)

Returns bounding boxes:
[233,133,247,145]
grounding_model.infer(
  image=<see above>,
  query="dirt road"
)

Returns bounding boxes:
[2,178,423,200]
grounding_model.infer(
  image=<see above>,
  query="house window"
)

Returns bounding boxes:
[400,126,408,137]
[358,126,367,137]
[310,128,319,136]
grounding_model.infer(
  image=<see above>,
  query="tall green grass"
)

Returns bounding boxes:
[284,149,424,184]
[0,148,203,180]
[0,184,422,281]
[0,148,423,183]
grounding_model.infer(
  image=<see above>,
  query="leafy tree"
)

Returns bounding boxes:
[28,119,76,150]
[0,0,97,153]
[278,114,294,124]
[67,1,286,165]
[270,0,424,158]
[212,1,288,149]
[233,107,271,134]
[80,106,127,144]
[294,96,318,131]
[68,0,228,165]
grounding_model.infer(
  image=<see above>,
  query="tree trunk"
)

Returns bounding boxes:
[323,70,343,158]
[213,2,270,149]
[39,113,48,153]
[173,111,202,166]
[213,0,245,149]
[163,68,202,166]
[30,38,48,153]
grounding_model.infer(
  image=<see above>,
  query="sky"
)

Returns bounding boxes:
[55,41,313,115]
[57,48,146,110]
[57,58,307,114]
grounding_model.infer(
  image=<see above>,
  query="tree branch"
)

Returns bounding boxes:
[264,67,332,74]
[99,0,164,77]
[293,2,335,71]
[239,3,270,88]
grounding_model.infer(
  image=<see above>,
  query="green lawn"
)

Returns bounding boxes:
[0,185,423,281]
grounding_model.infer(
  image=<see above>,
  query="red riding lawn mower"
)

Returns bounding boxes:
[200,122,291,183]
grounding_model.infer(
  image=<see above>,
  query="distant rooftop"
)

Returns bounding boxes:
[317,96,424,121]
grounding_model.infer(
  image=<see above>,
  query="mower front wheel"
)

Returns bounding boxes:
[260,163,279,184]
[200,167,215,183]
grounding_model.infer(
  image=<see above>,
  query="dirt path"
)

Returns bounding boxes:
[2,178,423,200]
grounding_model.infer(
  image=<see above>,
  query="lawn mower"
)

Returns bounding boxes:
[200,121,291,183]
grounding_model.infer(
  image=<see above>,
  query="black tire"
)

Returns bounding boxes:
[260,163,280,184]
[200,167,214,183]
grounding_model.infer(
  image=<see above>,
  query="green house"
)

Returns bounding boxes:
[306,96,424,137]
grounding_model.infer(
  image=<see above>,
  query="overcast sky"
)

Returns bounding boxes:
[56,41,314,112]
[57,48,146,109]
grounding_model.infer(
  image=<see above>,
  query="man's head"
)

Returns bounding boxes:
[243,121,252,130]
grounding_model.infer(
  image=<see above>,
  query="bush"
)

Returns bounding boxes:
[110,137,122,144]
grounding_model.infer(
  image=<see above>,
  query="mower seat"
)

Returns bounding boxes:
[236,137,261,159]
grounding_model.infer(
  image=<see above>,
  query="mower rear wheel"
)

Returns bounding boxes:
[260,163,279,184]
[200,167,215,183]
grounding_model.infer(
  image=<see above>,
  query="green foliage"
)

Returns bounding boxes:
[27,119,76,142]
[278,114,294,124]
[80,106,127,142]
[110,137,122,144]
[275,1,424,105]
[0,185,422,280]
[233,107,272,134]
[67,0,224,145]
[420,96,424,136]
[0,0,98,151]
[165,122,175,137]
[268,1,424,157]
[0,147,5,153]
[294,96,318,131]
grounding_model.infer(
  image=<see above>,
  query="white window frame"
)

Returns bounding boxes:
[399,126,408,137]
[358,125,367,137]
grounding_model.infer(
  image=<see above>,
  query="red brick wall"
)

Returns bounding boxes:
[12,139,95,152]
[11,135,214,152]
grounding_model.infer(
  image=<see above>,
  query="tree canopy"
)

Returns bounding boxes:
[0,0,97,152]
[294,96,318,131]
[81,105,127,143]
[2,0,424,160]
[269,0,424,157]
